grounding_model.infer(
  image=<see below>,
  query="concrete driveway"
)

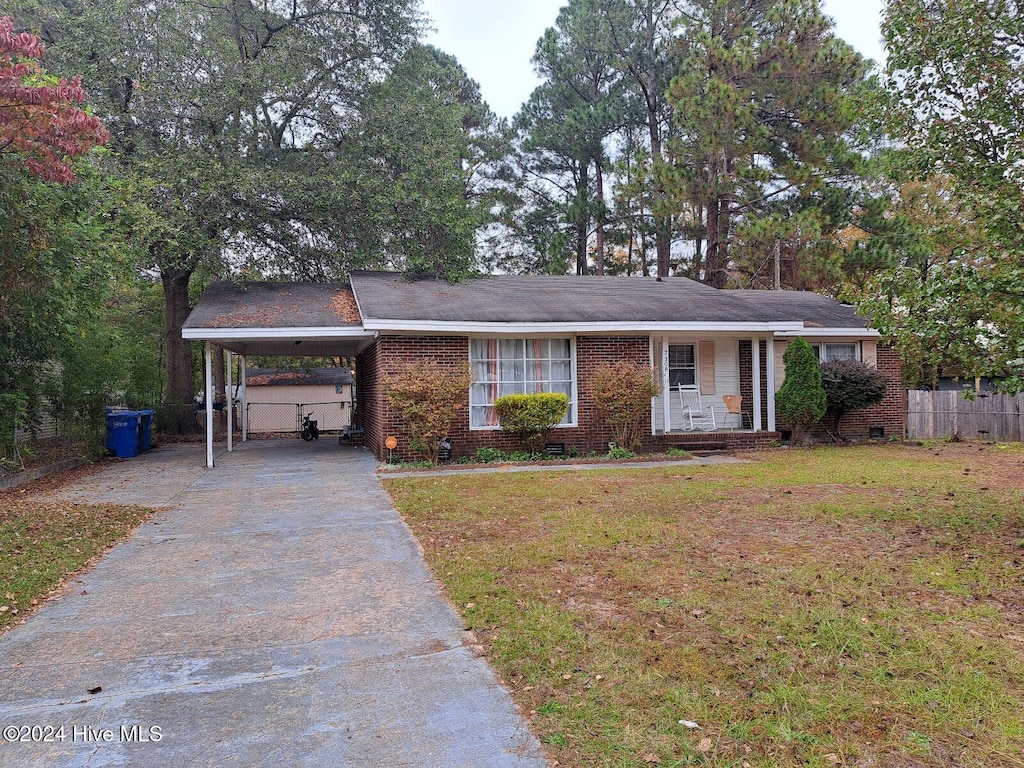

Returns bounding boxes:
[0,440,547,768]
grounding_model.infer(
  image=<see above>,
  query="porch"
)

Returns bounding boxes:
[650,336,778,435]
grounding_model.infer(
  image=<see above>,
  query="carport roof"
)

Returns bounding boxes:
[182,281,373,357]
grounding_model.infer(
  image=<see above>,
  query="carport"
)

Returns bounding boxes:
[182,281,373,468]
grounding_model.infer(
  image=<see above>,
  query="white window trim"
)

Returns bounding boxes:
[468,336,579,431]
[668,342,698,391]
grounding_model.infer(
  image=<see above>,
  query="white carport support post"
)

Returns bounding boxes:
[240,355,248,442]
[661,336,671,433]
[226,350,233,452]
[205,341,214,468]
[752,338,763,431]
[766,336,776,432]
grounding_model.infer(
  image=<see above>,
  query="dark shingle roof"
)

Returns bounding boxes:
[183,281,361,329]
[184,273,870,333]
[349,271,868,328]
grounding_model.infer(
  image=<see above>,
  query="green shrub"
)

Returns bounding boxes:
[493,392,570,454]
[588,362,662,452]
[607,446,636,459]
[665,446,691,458]
[820,360,889,440]
[474,446,506,463]
[507,450,540,462]
[776,337,827,444]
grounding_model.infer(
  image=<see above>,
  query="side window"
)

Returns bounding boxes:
[824,343,857,362]
[811,343,859,363]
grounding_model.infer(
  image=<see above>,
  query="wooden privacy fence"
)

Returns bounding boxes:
[906,390,1024,441]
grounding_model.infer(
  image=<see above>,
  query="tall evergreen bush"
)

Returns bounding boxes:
[776,337,827,444]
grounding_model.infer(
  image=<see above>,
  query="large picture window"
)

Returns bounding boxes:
[470,338,575,429]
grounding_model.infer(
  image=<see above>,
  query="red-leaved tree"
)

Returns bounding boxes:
[0,16,107,184]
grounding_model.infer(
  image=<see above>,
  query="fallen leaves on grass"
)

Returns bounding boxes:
[0,492,153,633]
[387,443,1024,768]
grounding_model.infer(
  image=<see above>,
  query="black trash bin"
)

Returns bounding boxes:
[138,409,155,452]
[106,410,141,458]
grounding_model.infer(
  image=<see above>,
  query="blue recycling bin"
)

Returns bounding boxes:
[137,409,155,452]
[106,410,141,458]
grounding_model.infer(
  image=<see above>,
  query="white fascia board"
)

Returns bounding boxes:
[775,328,881,338]
[182,327,373,341]
[361,319,806,334]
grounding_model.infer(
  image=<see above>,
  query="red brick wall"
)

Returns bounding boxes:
[737,340,768,428]
[358,333,900,461]
[355,339,383,457]
[358,335,471,461]
[807,345,906,441]
[367,334,672,461]
[775,344,906,442]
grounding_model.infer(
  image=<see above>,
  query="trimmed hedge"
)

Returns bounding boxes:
[494,393,570,454]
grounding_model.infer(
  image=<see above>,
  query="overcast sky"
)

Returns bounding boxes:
[420,0,886,119]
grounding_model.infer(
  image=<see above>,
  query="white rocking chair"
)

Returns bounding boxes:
[677,388,717,431]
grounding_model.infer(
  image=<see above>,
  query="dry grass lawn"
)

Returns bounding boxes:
[385,442,1024,768]
[0,464,153,633]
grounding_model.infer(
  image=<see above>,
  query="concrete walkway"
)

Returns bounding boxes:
[379,454,745,479]
[0,440,547,768]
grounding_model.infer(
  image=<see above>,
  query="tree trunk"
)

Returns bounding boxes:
[161,267,200,434]
[213,345,226,405]
[594,157,606,275]
[626,222,635,276]
[709,195,731,289]
[640,1,672,278]
[705,195,721,286]
[649,120,671,277]
[575,163,590,275]
[704,148,731,289]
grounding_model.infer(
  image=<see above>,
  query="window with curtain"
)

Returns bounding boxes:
[469,338,575,428]
[811,343,858,363]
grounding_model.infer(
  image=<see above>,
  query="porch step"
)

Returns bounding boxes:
[666,440,729,452]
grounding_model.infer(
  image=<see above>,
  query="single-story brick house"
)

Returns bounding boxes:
[183,272,904,466]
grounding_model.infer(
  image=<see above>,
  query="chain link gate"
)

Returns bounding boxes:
[245,401,352,436]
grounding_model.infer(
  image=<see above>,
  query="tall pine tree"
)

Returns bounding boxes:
[664,0,868,288]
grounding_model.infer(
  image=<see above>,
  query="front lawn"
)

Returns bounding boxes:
[384,443,1024,768]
